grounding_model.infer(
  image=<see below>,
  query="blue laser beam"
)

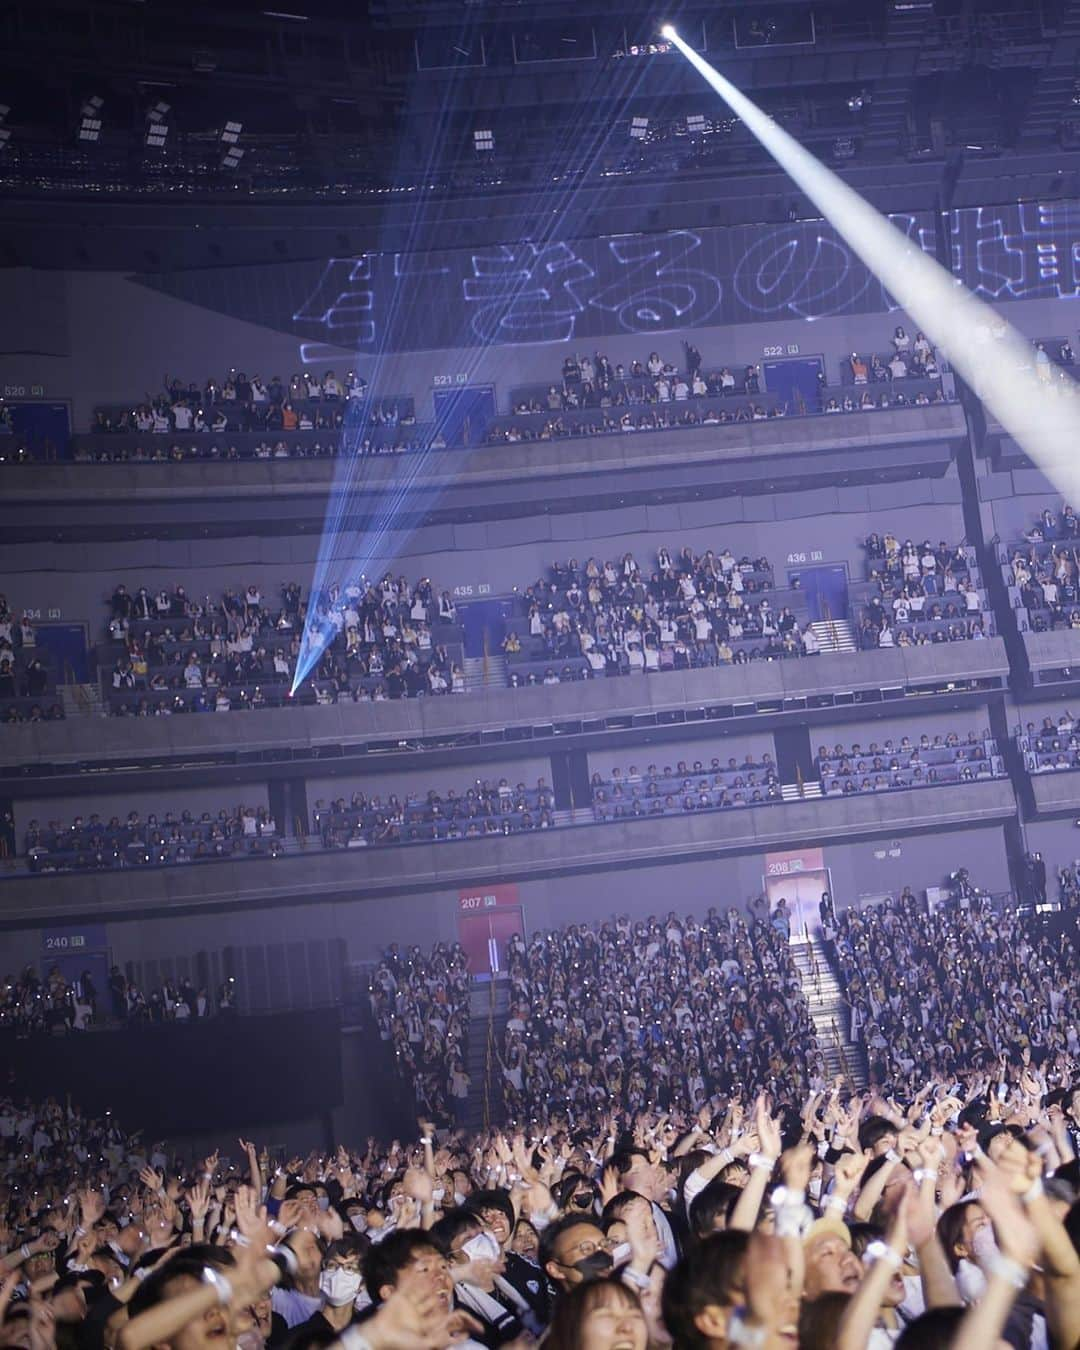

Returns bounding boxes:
[291,34,675,694]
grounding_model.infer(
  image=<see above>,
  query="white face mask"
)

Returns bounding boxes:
[349,1214,366,1233]
[319,1268,362,1307]
[316,1196,331,1211]
[453,1190,467,1206]
[971,1225,999,1268]
[610,1242,632,1267]
[461,1231,501,1264]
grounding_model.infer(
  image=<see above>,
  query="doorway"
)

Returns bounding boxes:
[762,356,823,415]
[763,868,832,942]
[460,598,515,659]
[35,624,90,683]
[433,385,496,447]
[458,907,524,977]
[4,402,71,460]
[789,564,849,622]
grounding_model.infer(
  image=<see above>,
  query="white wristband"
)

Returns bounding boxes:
[748,1153,776,1174]
[19,1244,31,1260]
[825,1194,847,1214]
[1021,1177,1044,1205]
[727,1310,767,1347]
[912,1168,934,1186]
[864,1240,902,1269]
[202,1266,233,1304]
[986,1253,1027,1288]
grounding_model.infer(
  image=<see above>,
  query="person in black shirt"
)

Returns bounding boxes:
[285,1238,369,1350]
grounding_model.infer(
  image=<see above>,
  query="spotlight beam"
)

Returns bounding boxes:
[663,26,1080,503]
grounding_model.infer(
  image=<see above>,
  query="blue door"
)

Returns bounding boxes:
[460,599,515,658]
[35,624,90,683]
[790,565,849,621]
[433,386,496,447]
[763,357,824,415]
[3,403,71,460]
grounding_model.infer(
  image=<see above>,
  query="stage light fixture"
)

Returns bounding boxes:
[474,128,494,152]
[629,116,649,139]
[145,104,171,148]
[221,120,243,144]
[833,135,856,158]
[664,24,1080,511]
[222,145,246,169]
[686,113,707,134]
[78,95,104,143]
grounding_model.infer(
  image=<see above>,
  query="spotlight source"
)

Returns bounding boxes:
[629,116,649,140]
[474,128,494,152]
[660,23,676,39]
[663,27,1080,508]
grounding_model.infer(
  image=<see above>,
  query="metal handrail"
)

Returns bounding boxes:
[830,1016,854,1084]
[482,974,497,1132]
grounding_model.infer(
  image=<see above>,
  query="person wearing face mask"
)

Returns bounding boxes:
[540,1216,617,1293]
[284,1239,369,1350]
[464,1190,553,1328]
[432,1211,537,1345]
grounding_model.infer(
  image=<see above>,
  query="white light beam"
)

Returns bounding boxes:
[663,25,1080,502]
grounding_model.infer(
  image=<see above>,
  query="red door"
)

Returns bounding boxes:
[458,908,524,976]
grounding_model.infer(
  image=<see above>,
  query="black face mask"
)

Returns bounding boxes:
[573,1250,613,1278]
[571,1193,594,1210]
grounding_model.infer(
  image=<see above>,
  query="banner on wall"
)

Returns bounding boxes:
[458,882,520,912]
[763,847,824,878]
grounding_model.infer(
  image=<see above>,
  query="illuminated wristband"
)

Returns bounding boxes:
[201,1266,233,1305]
[986,1253,1027,1289]
[267,1219,287,1237]
[267,1243,299,1281]
[19,1245,31,1260]
[825,1195,847,1214]
[864,1240,902,1270]
[420,1136,433,1146]
[748,1153,776,1174]
[1021,1177,1044,1205]
[727,1310,767,1347]
[912,1168,934,1186]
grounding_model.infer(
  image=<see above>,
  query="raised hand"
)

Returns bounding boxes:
[832,1150,870,1200]
[138,1166,163,1193]
[186,1179,211,1223]
[76,1188,106,1228]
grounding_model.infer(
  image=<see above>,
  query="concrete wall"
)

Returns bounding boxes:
[305,756,554,809]
[0,820,1013,983]
[10,782,271,838]
[0,490,968,625]
[3,640,1013,769]
[0,272,1074,433]
[811,707,993,755]
[585,731,773,780]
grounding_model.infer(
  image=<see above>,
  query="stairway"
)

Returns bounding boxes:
[60,683,105,718]
[790,936,868,1089]
[780,781,823,801]
[462,654,508,693]
[463,977,511,1130]
[810,619,858,654]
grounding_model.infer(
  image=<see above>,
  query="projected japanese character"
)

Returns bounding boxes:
[586,231,722,332]
[292,256,377,355]
[950,202,1080,302]
[463,243,594,344]
[733,225,870,317]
